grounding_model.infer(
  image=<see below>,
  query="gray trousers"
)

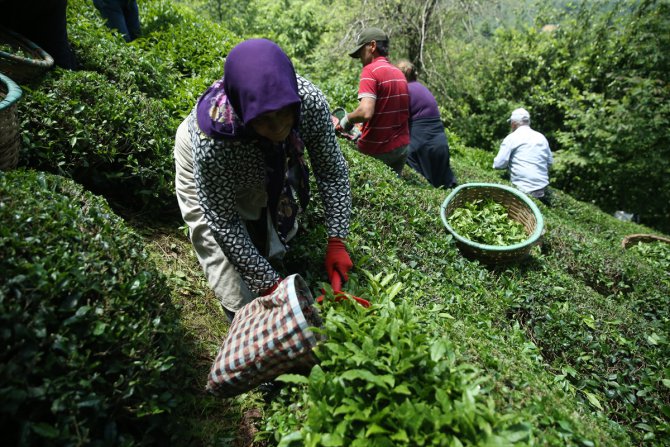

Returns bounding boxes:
[370,144,409,175]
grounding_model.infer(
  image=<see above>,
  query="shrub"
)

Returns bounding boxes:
[67,0,181,101]
[0,170,187,446]
[18,70,176,214]
[262,275,532,446]
[268,145,627,446]
[438,0,670,232]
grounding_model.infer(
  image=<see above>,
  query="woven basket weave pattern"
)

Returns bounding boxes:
[0,74,22,170]
[441,183,544,264]
[0,27,54,83]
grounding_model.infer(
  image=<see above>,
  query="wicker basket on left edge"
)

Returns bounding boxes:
[0,73,22,170]
[0,27,54,83]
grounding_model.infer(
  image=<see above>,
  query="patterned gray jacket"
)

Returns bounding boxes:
[190,75,352,295]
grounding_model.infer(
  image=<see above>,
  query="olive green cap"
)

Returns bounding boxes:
[348,27,388,58]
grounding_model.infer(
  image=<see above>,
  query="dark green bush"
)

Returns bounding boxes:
[15,0,242,217]
[68,0,181,101]
[0,169,186,446]
[268,145,627,446]
[18,70,176,214]
[138,1,235,80]
[263,278,532,446]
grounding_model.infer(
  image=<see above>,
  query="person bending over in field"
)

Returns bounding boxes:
[174,39,353,321]
[395,59,456,189]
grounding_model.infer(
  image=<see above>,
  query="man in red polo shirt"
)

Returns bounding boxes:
[338,27,410,175]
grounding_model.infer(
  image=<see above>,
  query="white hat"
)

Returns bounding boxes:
[508,108,530,123]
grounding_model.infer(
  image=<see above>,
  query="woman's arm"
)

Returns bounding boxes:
[191,124,281,294]
[297,77,352,239]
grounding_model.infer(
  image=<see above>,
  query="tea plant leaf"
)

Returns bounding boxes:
[583,391,604,411]
[448,198,528,246]
[275,374,309,385]
[430,339,450,362]
[365,424,389,436]
[339,369,395,389]
[386,282,403,300]
[277,431,303,447]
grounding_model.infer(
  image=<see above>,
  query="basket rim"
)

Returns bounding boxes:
[332,107,346,120]
[0,73,22,109]
[0,26,54,68]
[440,182,545,253]
[621,233,670,249]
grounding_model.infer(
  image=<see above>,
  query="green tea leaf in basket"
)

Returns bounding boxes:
[448,198,528,246]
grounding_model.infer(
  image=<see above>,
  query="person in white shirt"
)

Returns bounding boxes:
[493,108,553,204]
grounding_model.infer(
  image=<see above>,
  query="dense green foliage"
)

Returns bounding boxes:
[193,0,669,232]
[265,139,669,445]
[15,0,236,216]
[448,199,528,246]
[264,278,533,446]
[631,242,670,272]
[0,170,187,445]
[432,0,670,232]
[2,0,668,445]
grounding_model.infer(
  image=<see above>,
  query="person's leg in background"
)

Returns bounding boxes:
[93,0,131,42]
[372,144,409,176]
[121,0,141,41]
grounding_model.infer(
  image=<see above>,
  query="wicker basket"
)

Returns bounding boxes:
[621,233,670,249]
[0,27,54,83]
[0,73,22,170]
[440,183,545,264]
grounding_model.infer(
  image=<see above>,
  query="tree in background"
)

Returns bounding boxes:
[403,0,669,231]
[184,0,669,232]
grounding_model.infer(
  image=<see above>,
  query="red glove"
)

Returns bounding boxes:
[324,237,353,287]
[316,291,370,308]
[330,270,343,292]
[317,262,370,308]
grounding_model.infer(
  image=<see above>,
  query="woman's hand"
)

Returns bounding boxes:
[324,237,353,288]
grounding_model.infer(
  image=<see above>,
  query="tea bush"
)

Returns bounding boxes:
[68,0,180,101]
[18,70,176,213]
[15,0,240,216]
[269,143,630,446]
[436,0,670,232]
[263,275,533,446]
[0,170,187,446]
[6,0,668,444]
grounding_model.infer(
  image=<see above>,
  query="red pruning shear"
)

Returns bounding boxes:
[316,272,371,308]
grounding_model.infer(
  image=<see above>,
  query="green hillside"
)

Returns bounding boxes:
[1,0,668,445]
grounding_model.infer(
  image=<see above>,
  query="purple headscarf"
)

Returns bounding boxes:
[196,39,301,139]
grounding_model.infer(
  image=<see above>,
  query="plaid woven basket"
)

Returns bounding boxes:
[0,27,54,83]
[207,274,322,397]
[0,73,22,170]
[440,183,544,265]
